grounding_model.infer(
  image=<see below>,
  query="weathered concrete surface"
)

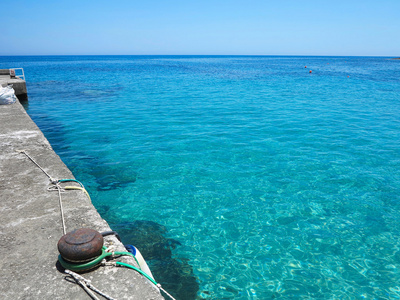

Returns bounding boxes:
[0,100,164,299]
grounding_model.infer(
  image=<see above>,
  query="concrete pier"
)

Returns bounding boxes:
[0,99,164,299]
[0,69,28,100]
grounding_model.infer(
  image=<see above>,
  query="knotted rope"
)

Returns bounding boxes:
[17,150,89,235]
[17,150,66,234]
[65,270,116,300]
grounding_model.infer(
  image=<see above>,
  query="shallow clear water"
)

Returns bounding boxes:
[2,55,400,299]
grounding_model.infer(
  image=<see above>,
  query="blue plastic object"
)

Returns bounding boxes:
[124,244,136,255]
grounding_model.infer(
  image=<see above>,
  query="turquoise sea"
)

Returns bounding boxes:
[1,55,400,299]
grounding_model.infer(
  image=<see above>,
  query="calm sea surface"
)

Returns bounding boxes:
[1,55,400,299]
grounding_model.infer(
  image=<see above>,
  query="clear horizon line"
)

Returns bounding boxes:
[0,54,399,58]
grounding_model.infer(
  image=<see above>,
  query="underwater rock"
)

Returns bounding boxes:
[90,166,137,191]
[113,220,199,300]
[150,258,200,300]
[96,174,136,191]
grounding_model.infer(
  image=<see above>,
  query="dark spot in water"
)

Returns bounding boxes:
[364,213,388,235]
[96,174,136,191]
[89,166,137,191]
[277,216,297,225]
[96,205,111,216]
[150,258,199,300]
[113,220,199,300]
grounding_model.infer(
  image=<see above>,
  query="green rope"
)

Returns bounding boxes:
[113,251,141,269]
[58,247,111,272]
[58,248,142,272]
[116,262,177,299]
[116,261,158,285]
[59,247,177,299]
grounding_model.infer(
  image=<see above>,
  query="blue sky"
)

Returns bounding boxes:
[1,0,399,56]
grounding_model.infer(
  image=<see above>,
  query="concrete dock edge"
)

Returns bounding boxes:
[0,99,164,299]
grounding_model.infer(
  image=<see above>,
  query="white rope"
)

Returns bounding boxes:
[55,182,67,235]
[17,150,66,234]
[157,284,177,300]
[65,270,117,300]
[16,150,57,183]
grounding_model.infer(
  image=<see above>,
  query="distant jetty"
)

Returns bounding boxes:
[0,69,27,100]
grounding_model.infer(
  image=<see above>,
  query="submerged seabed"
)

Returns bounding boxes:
[2,55,400,299]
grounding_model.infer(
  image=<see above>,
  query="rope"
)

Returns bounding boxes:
[115,262,177,300]
[158,284,177,300]
[18,150,66,234]
[16,150,57,183]
[58,246,142,272]
[55,182,67,235]
[17,150,90,235]
[64,186,91,201]
[59,179,84,187]
[65,270,116,300]
[18,150,176,300]
[61,252,176,299]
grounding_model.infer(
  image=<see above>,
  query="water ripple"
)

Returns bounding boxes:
[4,55,400,299]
